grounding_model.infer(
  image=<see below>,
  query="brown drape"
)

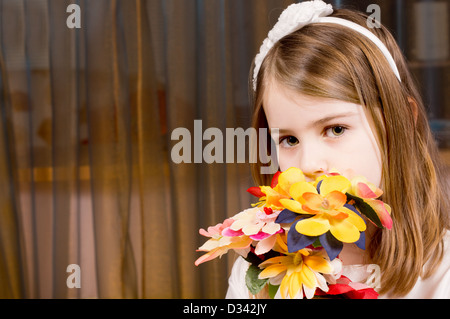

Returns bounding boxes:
[0,0,294,298]
[0,0,447,298]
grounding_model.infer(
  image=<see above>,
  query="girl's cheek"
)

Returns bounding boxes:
[277,149,296,172]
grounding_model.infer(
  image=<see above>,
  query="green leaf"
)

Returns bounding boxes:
[268,283,279,299]
[312,237,322,248]
[346,193,383,228]
[245,264,269,296]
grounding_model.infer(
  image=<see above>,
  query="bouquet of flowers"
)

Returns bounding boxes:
[195,168,393,299]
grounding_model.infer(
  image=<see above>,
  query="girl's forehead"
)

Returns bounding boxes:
[262,80,364,125]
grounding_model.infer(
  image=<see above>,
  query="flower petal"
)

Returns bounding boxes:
[301,192,324,211]
[259,256,288,268]
[260,186,285,209]
[197,238,225,251]
[279,199,305,214]
[343,207,367,232]
[289,182,317,203]
[287,225,317,253]
[318,232,343,261]
[276,209,298,223]
[366,199,393,229]
[255,234,278,255]
[226,237,253,252]
[289,272,302,299]
[247,186,265,198]
[249,231,271,241]
[262,222,281,235]
[325,191,347,210]
[242,222,264,236]
[350,176,383,198]
[221,227,244,237]
[194,248,223,266]
[303,283,317,299]
[304,255,333,274]
[329,219,360,243]
[295,215,330,237]
[355,182,378,198]
[280,273,290,299]
[278,167,305,194]
[259,264,287,279]
[299,263,317,289]
[271,171,282,188]
[319,175,351,195]
[315,273,329,294]
[354,230,366,250]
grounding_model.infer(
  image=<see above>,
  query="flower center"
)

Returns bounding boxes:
[321,198,330,210]
[293,252,304,266]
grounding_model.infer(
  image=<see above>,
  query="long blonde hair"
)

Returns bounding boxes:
[250,9,450,296]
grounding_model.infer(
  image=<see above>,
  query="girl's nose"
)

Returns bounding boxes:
[298,144,328,182]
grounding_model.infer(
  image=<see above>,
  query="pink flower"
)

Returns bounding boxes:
[195,218,252,266]
[199,218,234,239]
[228,207,282,238]
[348,176,393,229]
[224,207,283,255]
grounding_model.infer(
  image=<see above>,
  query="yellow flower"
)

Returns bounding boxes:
[280,175,366,243]
[258,234,334,299]
[259,168,306,209]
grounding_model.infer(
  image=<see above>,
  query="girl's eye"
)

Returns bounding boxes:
[325,126,346,138]
[280,136,299,147]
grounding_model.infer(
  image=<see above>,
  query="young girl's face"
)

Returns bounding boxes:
[263,80,383,187]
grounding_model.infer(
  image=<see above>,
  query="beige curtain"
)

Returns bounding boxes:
[0,0,294,298]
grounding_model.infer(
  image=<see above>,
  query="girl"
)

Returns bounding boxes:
[226,1,450,298]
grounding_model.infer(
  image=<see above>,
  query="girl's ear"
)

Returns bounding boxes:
[408,97,418,125]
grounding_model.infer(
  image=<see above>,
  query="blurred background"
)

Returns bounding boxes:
[0,0,448,298]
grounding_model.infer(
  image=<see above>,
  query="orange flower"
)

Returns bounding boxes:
[259,168,306,209]
[280,175,366,243]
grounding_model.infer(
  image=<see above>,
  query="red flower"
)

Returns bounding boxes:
[315,276,379,299]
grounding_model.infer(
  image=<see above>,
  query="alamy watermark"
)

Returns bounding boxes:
[66,264,81,288]
[170,120,279,174]
[65,4,381,30]
[366,4,381,29]
[66,4,81,29]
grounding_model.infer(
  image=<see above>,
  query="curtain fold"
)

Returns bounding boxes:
[0,46,25,299]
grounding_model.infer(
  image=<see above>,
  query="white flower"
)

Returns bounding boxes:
[229,206,281,236]
[253,0,333,90]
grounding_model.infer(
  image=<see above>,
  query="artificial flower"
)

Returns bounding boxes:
[255,167,307,209]
[258,233,335,299]
[314,275,379,299]
[347,176,393,229]
[229,207,281,237]
[195,219,252,266]
[199,218,234,239]
[227,206,283,255]
[196,167,391,300]
[280,175,366,243]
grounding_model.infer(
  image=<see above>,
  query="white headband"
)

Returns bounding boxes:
[252,0,401,91]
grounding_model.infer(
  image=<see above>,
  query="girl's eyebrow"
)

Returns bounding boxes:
[270,111,360,135]
[311,111,360,127]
